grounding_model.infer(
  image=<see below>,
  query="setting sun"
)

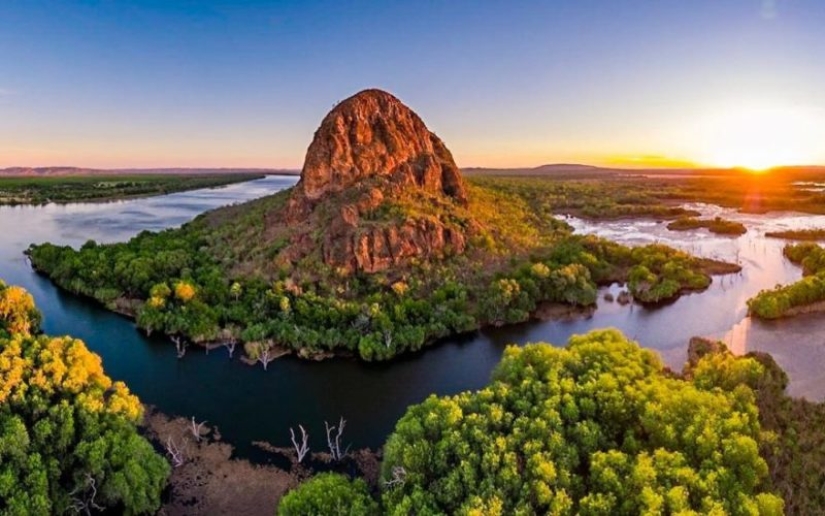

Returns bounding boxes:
[695,105,823,171]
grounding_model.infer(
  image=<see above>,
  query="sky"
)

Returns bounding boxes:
[1,0,824,169]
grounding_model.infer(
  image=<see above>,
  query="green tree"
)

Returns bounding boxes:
[0,282,170,515]
[278,473,378,516]
[381,329,783,515]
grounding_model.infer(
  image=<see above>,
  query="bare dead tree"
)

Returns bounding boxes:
[290,425,310,463]
[190,417,209,442]
[325,417,347,461]
[218,326,239,359]
[69,473,103,515]
[225,339,236,359]
[171,336,187,359]
[383,329,393,349]
[383,466,407,489]
[257,343,274,371]
[165,436,186,467]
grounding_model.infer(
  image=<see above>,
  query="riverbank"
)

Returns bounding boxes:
[142,408,381,515]
[0,173,265,205]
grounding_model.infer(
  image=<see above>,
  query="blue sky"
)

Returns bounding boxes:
[1,0,824,168]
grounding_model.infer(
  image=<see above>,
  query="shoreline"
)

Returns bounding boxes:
[29,255,740,366]
[0,173,267,207]
[752,299,825,321]
[141,407,382,515]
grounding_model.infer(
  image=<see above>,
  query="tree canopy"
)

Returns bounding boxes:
[0,281,169,515]
[278,473,378,516]
[380,329,783,515]
[748,243,825,319]
[26,215,728,362]
[0,280,41,338]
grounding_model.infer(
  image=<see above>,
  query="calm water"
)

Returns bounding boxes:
[2,177,824,457]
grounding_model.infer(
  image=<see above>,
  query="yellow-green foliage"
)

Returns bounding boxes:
[0,282,169,514]
[0,280,40,337]
[749,243,825,318]
[381,329,783,515]
[278,473,378,516]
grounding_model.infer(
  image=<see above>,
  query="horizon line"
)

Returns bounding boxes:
[3,162,825,173]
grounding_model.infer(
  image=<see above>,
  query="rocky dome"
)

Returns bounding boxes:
[290,89,467,210]
[273,89,475,275]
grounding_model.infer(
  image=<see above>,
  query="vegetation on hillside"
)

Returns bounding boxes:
[27,178,736,362]
[683,337,825,515]
[0,280,169,514]
[282,330,784,515]
[0,173,263,205]
[748,243,825,318]
[745,352,825,514]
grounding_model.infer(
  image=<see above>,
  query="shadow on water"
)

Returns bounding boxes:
[4,178,825,458]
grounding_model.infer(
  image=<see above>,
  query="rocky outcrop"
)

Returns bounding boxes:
[287,89,467,218]
[686,337,727,368]
[274,89,474,275]
[322,217,468,274]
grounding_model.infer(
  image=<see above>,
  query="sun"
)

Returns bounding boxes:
[695,105,822,171]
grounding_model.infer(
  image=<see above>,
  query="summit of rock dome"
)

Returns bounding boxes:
[293,89,468,207]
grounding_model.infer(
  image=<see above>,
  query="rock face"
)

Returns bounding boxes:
[277,89,473,274]
[289,89,467,211]
[322,218,468,274]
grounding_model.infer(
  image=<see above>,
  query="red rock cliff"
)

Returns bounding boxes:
[275,89,473,274]
[291,89,467,210]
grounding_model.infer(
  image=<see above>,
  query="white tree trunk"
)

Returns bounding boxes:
[290,425,310,463]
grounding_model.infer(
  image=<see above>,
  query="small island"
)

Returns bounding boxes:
[765,228,825,241]
[667,216,747,235]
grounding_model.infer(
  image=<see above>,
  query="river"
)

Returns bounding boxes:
[2,175,824,457]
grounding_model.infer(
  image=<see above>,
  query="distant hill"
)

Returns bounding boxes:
[0,167,299,177]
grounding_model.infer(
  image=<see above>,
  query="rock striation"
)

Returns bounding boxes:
[275,89,473,274]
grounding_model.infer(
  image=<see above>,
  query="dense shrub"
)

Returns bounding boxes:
[380,329,782,515]
[0,282,170,514]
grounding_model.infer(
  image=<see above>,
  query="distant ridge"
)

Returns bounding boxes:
[0,167,300,177]
[462,164,626,177]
